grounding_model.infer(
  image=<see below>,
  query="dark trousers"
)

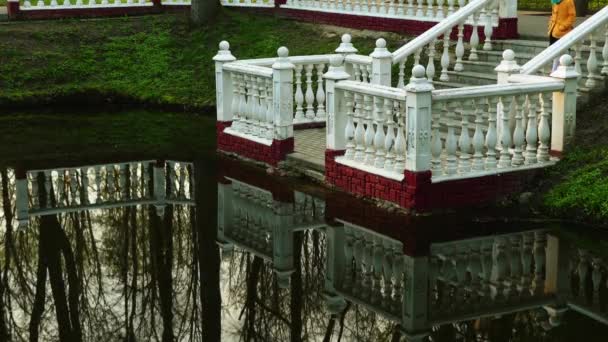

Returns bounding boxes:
[550,34,559,45]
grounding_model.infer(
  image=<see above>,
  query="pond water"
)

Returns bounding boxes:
[0,112,607,341]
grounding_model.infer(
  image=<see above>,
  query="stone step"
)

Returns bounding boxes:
[445,70,497,86]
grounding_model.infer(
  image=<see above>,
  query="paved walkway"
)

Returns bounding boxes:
[289,128,326,172]
[518,11,592,39]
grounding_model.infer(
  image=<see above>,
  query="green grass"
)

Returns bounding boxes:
[0,10,393,110]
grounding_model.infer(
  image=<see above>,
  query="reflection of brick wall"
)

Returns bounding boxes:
[217,121,294,167]
[326,149,531,212]
[279,8,518,39]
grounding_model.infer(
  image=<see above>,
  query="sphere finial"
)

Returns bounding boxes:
[277,46,289,58]
[376,38,387,49]
[560,54,573,67]
[219,40,229,51]
[412,65,425,78]
[341,33,352,44]
[502,49,515,61]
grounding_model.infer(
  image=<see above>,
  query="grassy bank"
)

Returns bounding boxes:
[0,10,397,110]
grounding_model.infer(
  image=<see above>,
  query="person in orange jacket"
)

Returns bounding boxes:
[548,0,577,45]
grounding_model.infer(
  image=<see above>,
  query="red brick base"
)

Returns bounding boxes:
[325,149,530,211]
[217,121,294,167]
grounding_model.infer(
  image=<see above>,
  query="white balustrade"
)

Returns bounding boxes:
[521,6,608,94]
[568,247,608,320]
[20,0,158,10]
[392,0,496,85]
[220,0,274,8]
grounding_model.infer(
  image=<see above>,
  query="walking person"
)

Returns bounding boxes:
[548,0,576,70]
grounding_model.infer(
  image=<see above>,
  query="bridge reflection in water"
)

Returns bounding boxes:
[0,157,606,341]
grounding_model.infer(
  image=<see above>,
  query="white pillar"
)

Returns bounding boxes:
[217,181,234,255]
[550,55,578,156]
[153,161,166,217]
[213,41,237,122]
[370,38,392,86]
[336,33,358,78]
[494,49,520,84]
[402,256,429,333]
[323,225,347,314]
[273,203,295,289]
[324,55,352,151]
[405,65,434,172]
[498,0,517,18]
[272,47,296,140]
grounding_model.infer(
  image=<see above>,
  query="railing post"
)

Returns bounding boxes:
[335,34,358,78]
[153,160,166,217]
[370,38,392,86]
[402,256,430,335]
[273,204,295,289]
[15,169,29,230]
[550,55,578,157]
[405,65,434,172]
[213,41,237,122]
[324,56,351,151]
[495,49,520,84]
[272,47,296,140]
[323,224,347,315]
[543,233,570,326]
[498,0,517,19]
[217,180,234,255]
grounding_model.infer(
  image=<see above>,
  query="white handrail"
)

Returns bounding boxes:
[391,0,492,64]
[335,80,406,100]
[521,5,608,75]
[431,80,564,101]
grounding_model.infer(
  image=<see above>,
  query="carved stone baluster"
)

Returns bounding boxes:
[469,12,479,61]
[520,233,534,296]
[316,63,326,119]
[294,65,305,122]
[364,95,376,165]
[532,231,547,295]
[483,3,493,50]
[524,94,538,165]
[537,92,551,162]
[382,244,394,309]
[265,78,274,139]
[491,237,508,302]
[472,98,485,171]
[440,32,450,81]
[512,94,525,166]
[602,25,608,75]
[372,238,384,304]
[577,249,588,298]
[426,0,434,18]
[414,48,422,66]
[393,102,407,173]
[353,63,361,82]
[354,93,366,162]
[406,0,414,16]
[586,33,599,88]
[392,250,405,313]
[454,23,465,71]
[366,65,372,84]
[458,103,471,174]
[384,100,398,170]
[468,244,482,308]
[398,60,406,88]
[479,241,493,305]
[344,91,357,159]
[591,258,602,307]
[498,96,513,168]
[44,171,52,207]
[445,102,458,175]
[431,103,444,173]
[257,76,267,137]
[574,43,583,83]
[374,98,388,168]
[250,77,260,137]
[447,0,454,16]
[305,64,316,119]
[436,0,444,18]
[416,0,424,17]
[426,40,436,81]
[509,235,523,297]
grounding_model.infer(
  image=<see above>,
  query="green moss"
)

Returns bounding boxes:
[0,10,392,110]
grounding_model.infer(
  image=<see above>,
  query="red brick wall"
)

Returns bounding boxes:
[217,121,294,167]
[7,2,187,20]
[325,149,531,212]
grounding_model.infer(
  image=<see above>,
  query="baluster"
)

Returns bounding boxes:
[507,235,522,297]
[179,165,187,198]
[521,233,534,295]
[119,165,127,200]
[406,0,414,16]
[70,169,78,205]
[537,93,551,162]
[431,103,444,172]
[364,95,376,165]
[440,32,450,81]
[392,250,405,313]
[239,74,249,134]
[483,4,493,50]
[384,100,398,170]
[485,97,498,169]
[352,63,361,81]
[602,25,608,75]
[361,64,368,82]
[472,98,485,171]
[436,0,444,18]
[370,0,377,13]
[512,95,525,166]
[366,65,373,84]
[446,102,458,175]
[397,60,406,88]
[294,65,305,122]
[498,97,513,168]
[426,40,436,81]
[374,98,388,168]
[353,0,361,12]
[426,0,434,18]
[447,0,454,16]
[353,232,365,290]
[50,0,57,6]
[574,42,583,83]
[265,78,274,140]
[354,93,366,162]
[372,238,384,303]
[393,103,407,173]
[591,258,602,306]
[382,245,394,309]
[316,63,326,119]
[44,171,52,207]
[107,166,116,200]
[257,77,267,138]
[480,242,493,303]
[305,64,316,119]
[524,94,538,165]
[345,91,356,159]
[251,77,260,137]
[469,13,479,61]
[454,23,465,71]
[361,0,369,12]
[468,245,482,306]
[577,249,588,297]
[415,0,423,17]
[491,237,508,301]
[532,232,547,294]
[457,103,471,174]
[414,48,422,66]
[586,34,599,88]
[229,73,240,132]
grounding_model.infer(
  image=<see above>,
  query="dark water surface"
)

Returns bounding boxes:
[0,114,607,341]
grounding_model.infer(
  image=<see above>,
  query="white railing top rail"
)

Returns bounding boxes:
[223,62,274,77]
[521,5,608,75]
[431,80,564,101]
[27,160,155,175]
[392,0,491,64]
[236,54,338,67]
[335,80,406,100]
[344,54,373,65]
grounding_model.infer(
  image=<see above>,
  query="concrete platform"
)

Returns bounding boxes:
[288,128,326,172]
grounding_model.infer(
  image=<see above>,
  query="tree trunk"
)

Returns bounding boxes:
[191,0,220,26]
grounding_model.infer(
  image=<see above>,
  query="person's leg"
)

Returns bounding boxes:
[550,35,560,71]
